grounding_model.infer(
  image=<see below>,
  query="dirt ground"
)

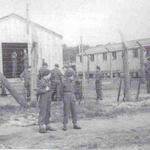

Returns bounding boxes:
[0,79,150,150]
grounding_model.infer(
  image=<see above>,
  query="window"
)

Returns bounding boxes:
[133,49,138,58]
[79,56,82,62]
[112,51,117,60]
[90,54,94,62]
[103,52,107,61]
[146,49,150,57]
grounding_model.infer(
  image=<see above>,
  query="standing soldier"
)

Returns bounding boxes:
[36,68,56,133]
[11,51,17,78]
[74,75,82,104]
[95,66,103,102]
[22,49,29,70]
[50,64,63,101]
[62,67,81,131]
[144,57,150,93]
[20,66,31,102]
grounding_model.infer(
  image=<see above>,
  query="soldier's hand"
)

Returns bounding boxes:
[46,86,49,91]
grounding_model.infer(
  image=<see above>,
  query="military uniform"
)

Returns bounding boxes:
[11,51,17,78]
[144,60,150,93]
[95,70,103,100]
[20,68,31,101]
[23,53,29,69]
[62,69,80,130]
[50,67,63,101]
[36,68,55,133]
[74,74,82,103]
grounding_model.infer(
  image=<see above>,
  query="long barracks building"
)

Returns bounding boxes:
[76,38,150,78]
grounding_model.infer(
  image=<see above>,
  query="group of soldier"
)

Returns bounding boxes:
[20,61,84,133]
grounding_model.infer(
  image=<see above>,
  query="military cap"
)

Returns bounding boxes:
[96,66,100,70]
[55,64,59,68]
[65,69,75,78]
[39,68,50,77]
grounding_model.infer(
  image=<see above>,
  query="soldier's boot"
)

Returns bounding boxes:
[46,124,56,131]
[73,124,81,130]
[39,124,46,133]
[62,124,67,131]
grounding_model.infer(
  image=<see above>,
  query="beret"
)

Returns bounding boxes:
[55,64,59,67]
[65,69,75,77]
[39,68,50,77]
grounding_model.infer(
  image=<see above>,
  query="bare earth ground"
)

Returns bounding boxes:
[0,79,150,150]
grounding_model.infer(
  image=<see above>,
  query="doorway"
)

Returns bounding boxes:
[2,43,28,78]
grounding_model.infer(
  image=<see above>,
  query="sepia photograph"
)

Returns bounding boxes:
[0,0,150,149]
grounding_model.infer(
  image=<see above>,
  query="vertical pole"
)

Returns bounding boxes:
[87,54,90,82]
[119,31,130,101]
[80,36,85,99]
[26,0,29,35]
[105,47,113,80]
[136,41,145,79]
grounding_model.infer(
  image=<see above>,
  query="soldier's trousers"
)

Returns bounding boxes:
[38,91,52,126]
[95,80,103,100]
[63,92,77,125]
[51,81,62,100]
[146,78,150,93]
[23,84,30,101]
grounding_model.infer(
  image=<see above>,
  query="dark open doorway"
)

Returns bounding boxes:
[2,43,28,78]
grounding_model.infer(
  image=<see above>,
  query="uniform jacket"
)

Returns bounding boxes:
[145,62,150,78]
[94,71,103,81]
[62,78,75,93]
[36,78,50,94]
[50,68,63,83]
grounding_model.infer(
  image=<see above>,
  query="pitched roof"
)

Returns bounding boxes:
[83,38,150,55]
[0,13,63,39]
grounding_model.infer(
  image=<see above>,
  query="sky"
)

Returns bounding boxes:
[0,0,150,46]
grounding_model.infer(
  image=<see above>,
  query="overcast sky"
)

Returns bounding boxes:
[0,0,150,46]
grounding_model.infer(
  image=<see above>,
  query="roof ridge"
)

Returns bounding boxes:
[0,13,63,39]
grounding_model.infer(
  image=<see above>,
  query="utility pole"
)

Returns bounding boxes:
[80,36,85,100]
[119,31,131,101]
[136,41,145,79]
[105,47,113,80]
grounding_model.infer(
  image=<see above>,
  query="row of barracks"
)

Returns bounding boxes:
[0,13,63,78]
[76,38,150,78]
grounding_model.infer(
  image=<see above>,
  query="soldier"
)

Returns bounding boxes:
[11,51,17,78]
[22,49,29,70]
[74,74,82,104]
[62,67,81,131]
[50,64,63,101]
[20,66,31,102]
[95,66,103,102]
[144,57,150,93]
[36,68,56,133]
[39,62,48,78]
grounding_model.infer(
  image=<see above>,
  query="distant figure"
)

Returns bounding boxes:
[62,67,81,131]
[94,66,103,102]
[50,64,63,101]
[11,51,17,78]
[144,57,150,93]
[74,74,82,104]
[22,49,29,70]
[20,66,31,102]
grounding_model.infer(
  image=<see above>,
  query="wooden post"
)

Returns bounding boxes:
[30,27,38,102]
[0,73,28,107]
[119,31,131,101]
[136,41,145,79]
[105,47,113,80]
[80,36,85,100]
